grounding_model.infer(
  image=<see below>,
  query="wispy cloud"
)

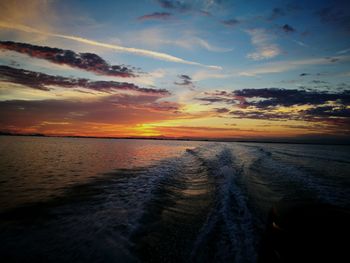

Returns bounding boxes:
[192,70,232,81]
[0,22,221,70]
[155,0,226,16]
[194,55,350,80]
[156,0,191,12]
[268,4,301,21]
[239,55,350,76]
[138,12,172,21]
[268,8,286,20]
[124,28,231,53]
[293,40,308,47]
[245,28,281,60]
[189,37,233,52]
[221,18,240,27]
[337,48,350,54]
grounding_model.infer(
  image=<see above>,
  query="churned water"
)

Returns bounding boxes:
[1,136,349,262]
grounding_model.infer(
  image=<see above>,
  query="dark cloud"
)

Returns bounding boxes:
[310,80,328,84]
[315,4,350,31]
[302,105,350,118]
[204,90,230,96]
[156,0,191,12]
[221,18,239,26]
[233,88,350,108]
[269,8,286,20]
[215,107,230,113]
[197,97,235,104]
[155,0,230,16]
[150,101,181,112]
[174,74,195,90]
[197,90,240,105]
[196,88,350,126]
[268,4,302,21]
[282,24,296,33]
[230,110,294,121]
[199,88,350,108]
[0,41,136,77]
[0,66,170,95]
[328,57,340,63]
[337,82,350,91]
[230,105,350,129]
[138,12,172,20]
[199,10,212,16]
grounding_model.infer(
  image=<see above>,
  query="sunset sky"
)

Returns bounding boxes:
[0,0,349,140]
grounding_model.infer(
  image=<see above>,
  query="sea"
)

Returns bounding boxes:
[0,136,349,262]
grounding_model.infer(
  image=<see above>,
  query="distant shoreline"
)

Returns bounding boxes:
[1,132,349,146]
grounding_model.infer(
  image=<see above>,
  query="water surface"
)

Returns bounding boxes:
[1,136,349,262]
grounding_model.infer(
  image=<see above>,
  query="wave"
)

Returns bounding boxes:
[247,144,349,207]
[189,146,256,263]
[274,149,350,164]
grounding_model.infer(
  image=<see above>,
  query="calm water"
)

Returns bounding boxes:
[0,136,349,262]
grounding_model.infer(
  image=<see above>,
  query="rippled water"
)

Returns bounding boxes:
[1,136,349,262]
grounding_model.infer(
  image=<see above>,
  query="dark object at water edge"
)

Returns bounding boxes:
[258,199,350,263]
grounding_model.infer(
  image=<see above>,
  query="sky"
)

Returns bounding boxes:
[0,0,349,141]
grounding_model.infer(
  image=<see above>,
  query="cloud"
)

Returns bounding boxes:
[229,106,350,131]
[138,12,172,21]
[239,55,350,76]
[0,66,170,95]
[215,107,230,113]
[196,88,350,126]
[230,110,293,121]
[268,4,301,20]
[125,28,231,53]
[302,105,350,118]
[337,48,350,54]
[293,40,308,47]
[192,70,232,81]
[233,88,350,108]
[156,0,191,12]
[0,22,221,69]
[0,0,57,33]
[281,24,296,33]
[187,37,233,52]
[221,18,239,26]
[300,73,310,77]
[315,4,350,32]
[196,90,238,105]
[245,29,281,60]
[155,0,227,16]
[0,41,136,77]
[268,8,286,20]
[174,74,195,90]
[310,80,328,84]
